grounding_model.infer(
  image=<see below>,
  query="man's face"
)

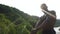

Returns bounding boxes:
[41,4,47,10]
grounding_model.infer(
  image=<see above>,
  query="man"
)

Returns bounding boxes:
[30,3,56,34]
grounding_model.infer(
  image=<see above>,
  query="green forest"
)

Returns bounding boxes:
[0,4,60,34]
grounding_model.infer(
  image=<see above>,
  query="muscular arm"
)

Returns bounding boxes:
[34,10,48,29]
[36,17,50,30]
[35,15,46,28]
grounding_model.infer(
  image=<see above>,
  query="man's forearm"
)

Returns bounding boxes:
[35,15,46,28]
[36,17,49,30]
[42,10,56,18]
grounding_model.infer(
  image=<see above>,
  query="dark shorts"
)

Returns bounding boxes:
[42,29,56,34]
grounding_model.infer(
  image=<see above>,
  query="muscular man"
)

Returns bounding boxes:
[30,3,56,34]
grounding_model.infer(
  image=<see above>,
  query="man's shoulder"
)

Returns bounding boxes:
[49,10,56,15]
[49,10,55,13]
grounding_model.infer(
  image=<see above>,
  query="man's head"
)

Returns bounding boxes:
[41,3,48,11]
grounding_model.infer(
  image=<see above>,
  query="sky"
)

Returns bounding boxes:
[0,0,60,19]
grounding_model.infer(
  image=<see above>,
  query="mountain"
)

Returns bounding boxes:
[0,4,39,34]
[0,4,60,34]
